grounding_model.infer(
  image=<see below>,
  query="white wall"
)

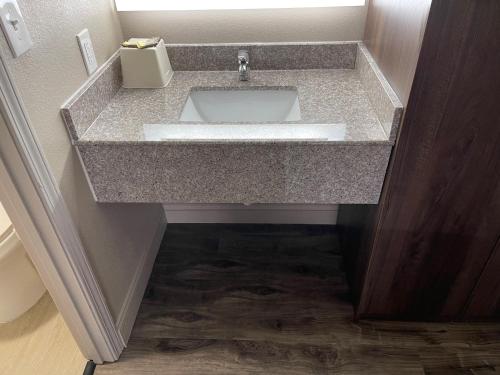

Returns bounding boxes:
[118,6,368,43]
[164,204,338,224]
[0,0,164,321]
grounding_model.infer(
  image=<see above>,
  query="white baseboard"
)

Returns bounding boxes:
[116,217,167,343]
[163,204,338,225]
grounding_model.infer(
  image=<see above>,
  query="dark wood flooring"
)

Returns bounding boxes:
[96,224,500,374]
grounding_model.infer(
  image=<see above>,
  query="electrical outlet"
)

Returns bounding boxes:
[76,29,97,75]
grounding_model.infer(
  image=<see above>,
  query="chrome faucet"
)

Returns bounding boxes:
[238,49,249,81]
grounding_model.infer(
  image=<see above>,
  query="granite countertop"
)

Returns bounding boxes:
[61,43,403,204]
[77,69,390,145]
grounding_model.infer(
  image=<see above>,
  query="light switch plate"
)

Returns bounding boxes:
[76,29,98,75]
[0,0,33,58]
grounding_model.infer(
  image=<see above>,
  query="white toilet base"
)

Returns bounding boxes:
[0,231,46,323]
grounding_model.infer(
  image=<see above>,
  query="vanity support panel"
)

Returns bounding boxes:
[77,143,392,205]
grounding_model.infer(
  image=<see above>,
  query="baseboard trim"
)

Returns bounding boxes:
[163,204,338,225]
[116,217,167,343]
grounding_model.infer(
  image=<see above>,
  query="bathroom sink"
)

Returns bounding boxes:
[180,88,301,122]
[143,123,346,142]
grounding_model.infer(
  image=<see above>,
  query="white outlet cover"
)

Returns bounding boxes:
[76,29,98,75]
[0,0,33,58]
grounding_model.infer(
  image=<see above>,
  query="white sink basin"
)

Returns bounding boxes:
[143,123,346,142]
[180,88,301,122]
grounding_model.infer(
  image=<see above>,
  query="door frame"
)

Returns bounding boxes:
[0,50,123,363]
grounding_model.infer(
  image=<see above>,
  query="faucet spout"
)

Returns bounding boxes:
[239,63,248,80]
[238,49,249,81]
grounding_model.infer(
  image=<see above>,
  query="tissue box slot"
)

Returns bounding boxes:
[120,39,173,88]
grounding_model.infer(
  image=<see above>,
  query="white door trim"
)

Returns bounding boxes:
[0,51,123,363]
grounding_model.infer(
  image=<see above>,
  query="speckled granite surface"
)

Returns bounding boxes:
[357,44,403,141]
[166,42,358,71]
[79,68,389,144]
[78,143,391,204]
[62,42,403,204]
[61,52,122,141]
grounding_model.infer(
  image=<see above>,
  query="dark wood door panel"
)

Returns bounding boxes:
[357,0,500,320]
[465,238,500,319]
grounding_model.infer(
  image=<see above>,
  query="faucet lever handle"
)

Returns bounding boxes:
[237,49,250,81]
[238,49,249,64]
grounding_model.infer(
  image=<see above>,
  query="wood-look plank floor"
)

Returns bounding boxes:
[0,292,86,375]
[96,224,500,374]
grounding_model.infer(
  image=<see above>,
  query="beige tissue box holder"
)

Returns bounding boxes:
[120,39,173,89]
